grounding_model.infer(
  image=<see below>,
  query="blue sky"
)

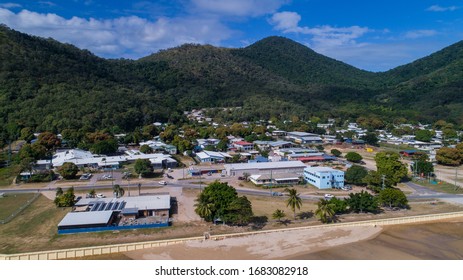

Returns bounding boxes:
[0,0,462,71]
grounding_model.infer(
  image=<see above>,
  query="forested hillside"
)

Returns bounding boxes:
[1,24,462,144]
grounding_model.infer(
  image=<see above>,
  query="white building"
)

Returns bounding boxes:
[224,161,306,177]
[195,151,232,163]
[303,166,344,189]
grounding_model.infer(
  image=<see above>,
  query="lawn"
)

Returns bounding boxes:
[413,179,463,194]
[0,193,37,220]
[0,164,21,187]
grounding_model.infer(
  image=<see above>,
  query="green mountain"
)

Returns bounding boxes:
[0,24,462,144]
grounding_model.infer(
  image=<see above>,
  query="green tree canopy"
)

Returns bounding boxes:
[54,187,75,207]
[345,165,368,186]
[346,190,378,213]
[361,132,379,146]
[378,188,408,209]
[414,129,434,142]
[375,151,408,186]
[272,209,286,222]
[139,144,153,154]
[195,181,253,225]
[436,147,461,166]
[345,152,363,163]
[315,198,336,223]
[330,149,342,157]
[57,162,79,179]
[134,159,153,177]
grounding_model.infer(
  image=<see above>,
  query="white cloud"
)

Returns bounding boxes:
[0,3,21,8]
[426,5,459,12]
[270,11,370,51]
[0,8,233,58]
[404,29,438,39]
[191,0,286,17]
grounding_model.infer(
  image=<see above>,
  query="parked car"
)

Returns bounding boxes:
[79,173,92,180]
[324,194,334,199]
[342,185,352,191]
[159,181,167,185]
[272,192,283,196]
[101,174,112,180]
[96,193,106,198]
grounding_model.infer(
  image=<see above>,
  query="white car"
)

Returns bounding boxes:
[96,193,106,198]
[324,194,334,199]
[159,181,167,185]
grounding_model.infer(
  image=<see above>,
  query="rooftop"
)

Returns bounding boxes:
[224,161,306,170]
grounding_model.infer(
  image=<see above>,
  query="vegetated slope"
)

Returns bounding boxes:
[233,36,378,88]
[0,25,184,134]
[0,24,462,138]
[375,40,463,123]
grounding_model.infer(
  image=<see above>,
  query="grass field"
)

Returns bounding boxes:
[0,193,37,220]
[413,179,463,194]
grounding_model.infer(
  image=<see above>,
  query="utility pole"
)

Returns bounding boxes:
[454,166,459,191]
[381,174,386,190]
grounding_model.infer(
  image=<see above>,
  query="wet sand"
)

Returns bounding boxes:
[293,220,463,260]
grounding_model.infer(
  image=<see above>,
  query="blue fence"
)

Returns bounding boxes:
[58,222,169,234]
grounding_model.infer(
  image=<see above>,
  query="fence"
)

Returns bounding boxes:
[0,192,40,224]
[2,211,463,260]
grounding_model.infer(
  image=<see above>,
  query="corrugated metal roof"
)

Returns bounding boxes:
[58,211,114,227]
[225,161,306,171]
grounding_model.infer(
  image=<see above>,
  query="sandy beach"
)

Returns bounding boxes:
[124,225,383,260]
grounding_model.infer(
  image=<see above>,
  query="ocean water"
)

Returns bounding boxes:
[292,220,463,260]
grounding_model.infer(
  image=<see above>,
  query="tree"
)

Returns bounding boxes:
[37,132,61,151]
[345,152,363,163]
[378,188,408,209]
[54,187,75,207]
[414,130,434,142]
[331,149,342,157]
[90,138,118,154]
[375,152,408,186]
[345,165,368,186]
[315,198,335,223]
[134,159,153,177]
[272,209,286,222]
[139,144,153,154]
[412,160,434,176]
[329,197,348,214]
[361,132,379,146]
[89,189,96,198]
[364,170,387,192]
[285,188,302,220]
[436,147,461,166]
[346,190,378,213]
[19,127,35,143]
[223,196,253,225]
[195,181,253,225]
[113,184,125,198]
[216,140,228,152]
[56,187,64,197]
[57,162,79,179]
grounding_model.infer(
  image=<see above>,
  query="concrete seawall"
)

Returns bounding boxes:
[2,211,463,260]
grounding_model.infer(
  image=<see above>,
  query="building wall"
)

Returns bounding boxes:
[226,166,305,177]
[304,168,344,189]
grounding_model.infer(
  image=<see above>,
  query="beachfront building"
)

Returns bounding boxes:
[303,166,344,189]
[57,194,171,234]
[224,161,306,177]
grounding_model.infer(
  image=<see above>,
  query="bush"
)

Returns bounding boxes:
[331,149,342,157]
[346,152,363,163]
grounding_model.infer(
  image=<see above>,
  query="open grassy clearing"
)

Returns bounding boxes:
[0,193,37,220]
[413,179,463,194]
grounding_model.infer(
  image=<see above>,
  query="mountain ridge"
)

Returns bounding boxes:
[0,24,462,144]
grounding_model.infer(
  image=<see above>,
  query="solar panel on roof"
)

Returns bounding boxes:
[112,202,119,210]
[98,203,107,211]
[105,202,113,210]
[118,201,126,210]
[90,203,100,211]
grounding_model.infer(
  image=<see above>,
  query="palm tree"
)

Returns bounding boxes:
[272,209,286,223]
[194,200,213,221]
[113,184,125,198]
[285,188,302,220]
[315,198,335,223]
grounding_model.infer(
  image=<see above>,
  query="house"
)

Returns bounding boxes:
[224,161,306,177]
[195,151,232,163]
[303,166,344,189]
[139,140,177,154]
[253,140,293,151]
[233,141,254,151]
[57,194,171,234]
